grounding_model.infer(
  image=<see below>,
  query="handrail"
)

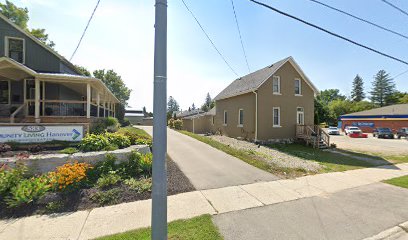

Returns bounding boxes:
[10,103,26,123]
[296,124,330,148]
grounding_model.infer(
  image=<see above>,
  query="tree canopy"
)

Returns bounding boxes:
[201,93,215,112]
[351,74,365,102]
[370,70,396,107]
[167,96,180,113]
[0,1,55,48]
[93,69,132,106]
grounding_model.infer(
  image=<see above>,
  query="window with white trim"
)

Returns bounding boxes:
[223,111,227,125]
[5,37,25,64]
[272,76,280,94]
[297,107,304,125]
[0,81,9,104]
[238,109,244,126]
[273,107,280,127]
[295,79,301,95]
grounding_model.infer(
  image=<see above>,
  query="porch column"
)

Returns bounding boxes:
[34,78,40,123]
[103,100,106,117]
[113,103,116,118]
[86,83,91,118]
[96,92,100,117]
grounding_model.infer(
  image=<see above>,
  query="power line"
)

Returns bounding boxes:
[181,0,239,76]
[230,0,251,73]
[70,0,101,61]
[248,0,408,66]
[381,0,408,18]
[308,0,408,40]
[393,69,408,79]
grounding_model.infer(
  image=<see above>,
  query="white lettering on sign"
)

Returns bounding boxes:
[0,125,83,143]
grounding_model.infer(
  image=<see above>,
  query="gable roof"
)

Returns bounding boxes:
[214,56,318,101]
[0,13,81,75]
[341,104,408,117]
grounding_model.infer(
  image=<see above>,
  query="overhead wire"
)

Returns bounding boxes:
[181,0,239,76]
[307,0,408,40]
[70,0,101,61]
[230,0,251,73]
[248,0,408,66]
[381,0,408,18]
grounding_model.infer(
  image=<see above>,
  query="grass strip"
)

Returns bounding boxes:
[96,214,223,240]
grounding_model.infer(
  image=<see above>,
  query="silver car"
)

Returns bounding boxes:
[328,126,340,135]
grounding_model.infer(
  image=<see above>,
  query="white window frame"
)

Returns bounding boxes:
[295,78,302,96]
[297,107,304,125]
[273,107,281,127]
[0,80,11,105]
[272,76,281,95]
[238,108,244,127]
[223,110,227,126]
[5,36,26,64]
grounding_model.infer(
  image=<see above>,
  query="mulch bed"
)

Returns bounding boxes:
[0,159,195,219]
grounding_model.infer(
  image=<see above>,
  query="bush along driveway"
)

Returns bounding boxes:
[181,132,393,178]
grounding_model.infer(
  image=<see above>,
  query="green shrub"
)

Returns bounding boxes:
[124,177,152,193]
[79,134,110,152]
[139,153,152,176]
[106,117,119,132]
[45,201,65,213]
[104,132,131,149]
[117,151,142,178]
[168,118,174,128]
[173,119,183,130]
[0,166,26,196]
[6,176,50,208]
[120,118,131,127]
[59,147,79,154]
[103,144,119,151]
[90,119,108,135]
[96,171,121,189]
[90,188,122,206]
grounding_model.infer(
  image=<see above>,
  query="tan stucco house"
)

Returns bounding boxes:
[183,56,319,142]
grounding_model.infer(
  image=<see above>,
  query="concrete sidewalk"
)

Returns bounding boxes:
[138,126,278,190]
[1,163,407,240]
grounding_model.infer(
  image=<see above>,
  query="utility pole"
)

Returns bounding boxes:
[151,0,167,239]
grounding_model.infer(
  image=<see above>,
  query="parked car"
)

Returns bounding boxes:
[373,127,394,139]
[397,127,408,139]
[327,126,340,135]
[344,126,362,135]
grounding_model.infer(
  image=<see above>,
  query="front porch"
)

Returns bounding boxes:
[0,57,119,124]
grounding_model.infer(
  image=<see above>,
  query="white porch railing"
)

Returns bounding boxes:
[10,103,26,123]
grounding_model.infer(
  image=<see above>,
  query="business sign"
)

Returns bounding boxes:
[351,122,375,128]
[0,125,83,143]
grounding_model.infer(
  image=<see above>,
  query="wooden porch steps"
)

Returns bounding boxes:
[296,125,330,149]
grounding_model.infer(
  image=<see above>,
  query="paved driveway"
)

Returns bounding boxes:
[330,134,408,156]
[213,183,408,240]
[138,126,278,190]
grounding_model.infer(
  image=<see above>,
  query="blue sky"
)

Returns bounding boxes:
[5,0,408,110]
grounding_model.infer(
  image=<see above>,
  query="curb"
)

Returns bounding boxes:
[363,221,408,240]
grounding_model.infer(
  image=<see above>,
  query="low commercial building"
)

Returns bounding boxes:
[124,109,144,125]
[339,104,408,133]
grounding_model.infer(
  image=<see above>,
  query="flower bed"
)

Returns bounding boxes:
[0,152,195,219]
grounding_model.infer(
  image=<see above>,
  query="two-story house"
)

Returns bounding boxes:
[182,56,320,143]
[0,13,118,123]
[0,13,119,142]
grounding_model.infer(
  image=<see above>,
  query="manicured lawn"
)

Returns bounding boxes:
[96,215,223,240]
[180,131,382,176]
[384,175,408,189]
[118,126,152,139]
[268,144,379,173]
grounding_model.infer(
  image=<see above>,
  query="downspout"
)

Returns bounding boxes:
[192,118,195,134]
[252,90,258,142]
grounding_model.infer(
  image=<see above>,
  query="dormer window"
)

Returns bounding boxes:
[5,37,25,64]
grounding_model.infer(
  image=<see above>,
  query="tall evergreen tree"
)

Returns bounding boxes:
[351,74,365,102]
[370,70,396,107]
[167,96,180,113]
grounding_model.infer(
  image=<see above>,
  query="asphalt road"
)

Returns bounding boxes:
[213,183,408,240]
[329,134,408,156]
[137,126,278,190]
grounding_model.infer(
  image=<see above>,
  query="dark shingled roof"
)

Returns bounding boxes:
[342,104,408,116]
[214,57,290,101]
